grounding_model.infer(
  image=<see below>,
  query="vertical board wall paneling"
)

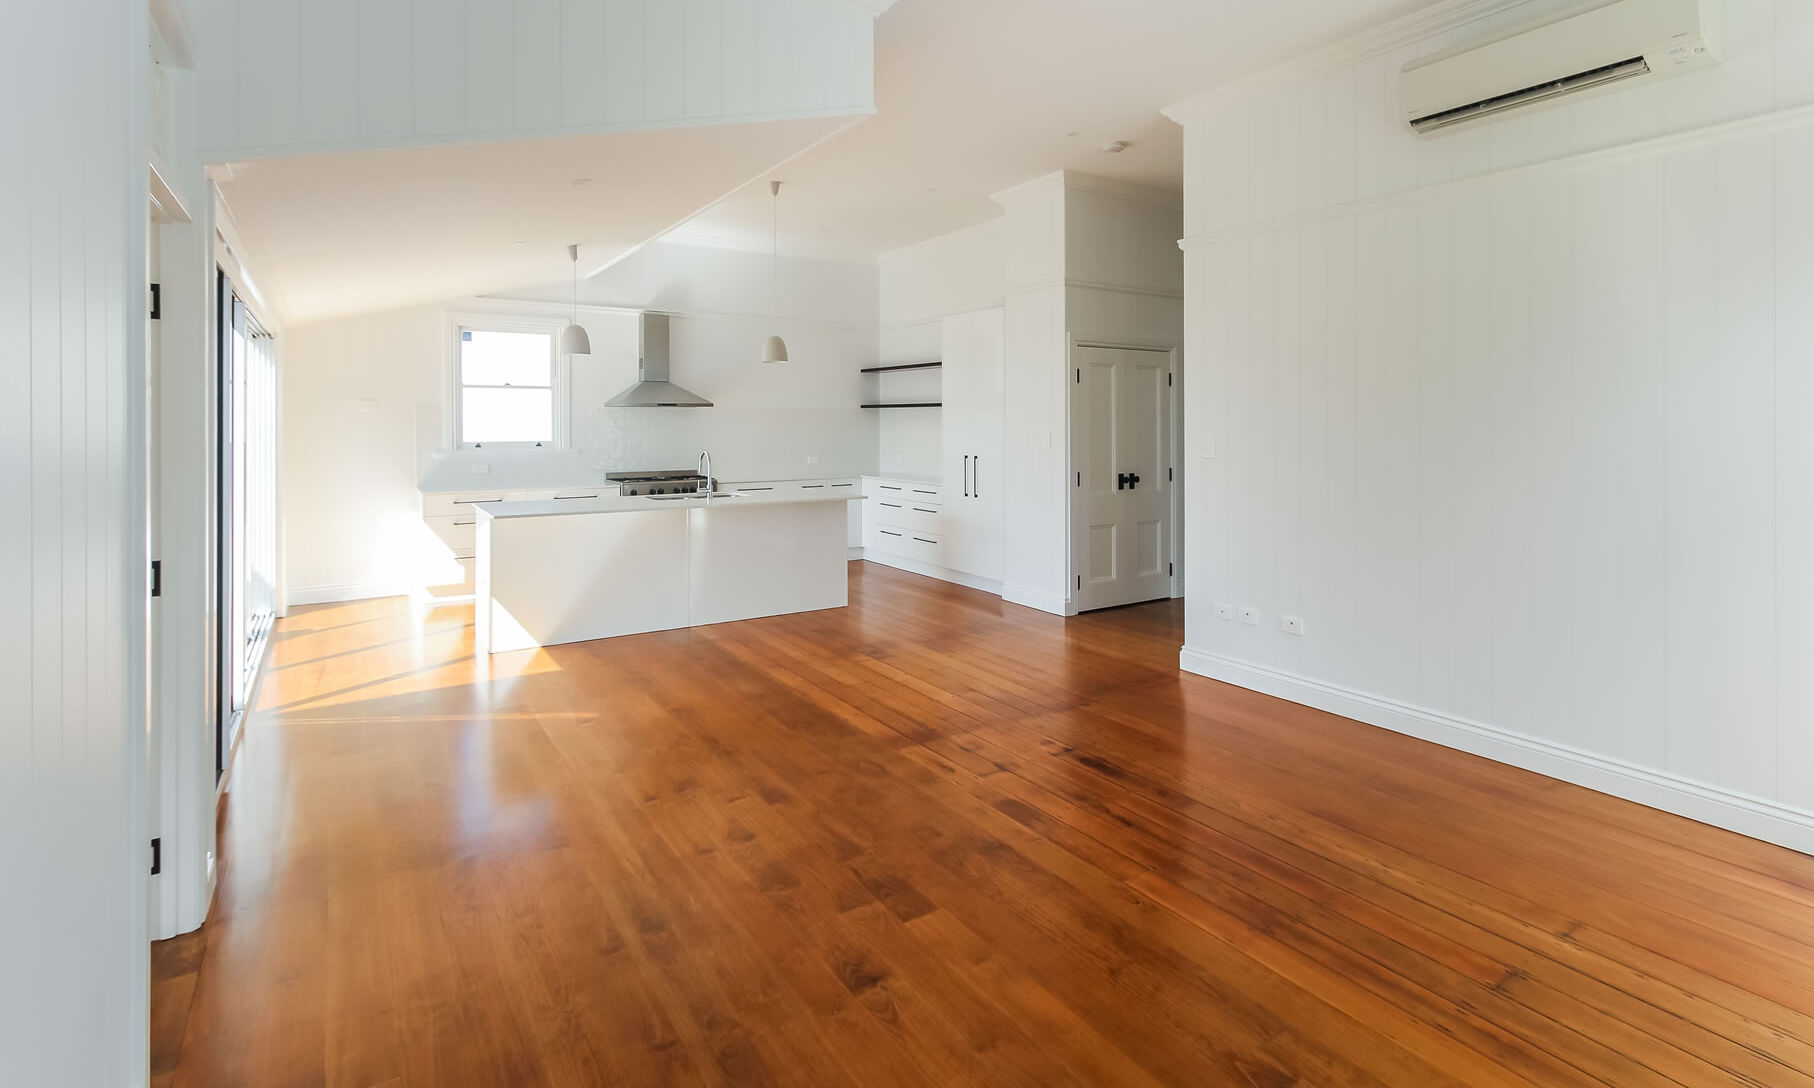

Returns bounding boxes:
[1176,0,1814,847]
[1,0,148,1081]
[1778,124,1814,811]
[197,0,877,159]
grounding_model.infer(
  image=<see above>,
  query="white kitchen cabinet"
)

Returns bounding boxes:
[730,478,861,548]
[939,308,1005,582]
[419,485,619,593]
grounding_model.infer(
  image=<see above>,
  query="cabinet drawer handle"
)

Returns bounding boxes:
[881,501,902,508]
[740,486,774,492]
[453,519,476,527]
[913,537,936,544]
[880,529,903,537]
[881,484,902,491]
[831,482,853,487]
[912,489,937,495]
[912,507,936,514]
[802,483,824,488]
[554,493,598,500]
[455,497,503,505]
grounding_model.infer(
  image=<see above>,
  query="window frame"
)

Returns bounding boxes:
[446,312,571,452]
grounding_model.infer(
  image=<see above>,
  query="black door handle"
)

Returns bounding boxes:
[963,455,970,497]
[1129,472,1140,489]
[1117,472,1131,490]
[972,454,979,499]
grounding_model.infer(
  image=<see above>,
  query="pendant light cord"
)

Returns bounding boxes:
[770,180,780,317]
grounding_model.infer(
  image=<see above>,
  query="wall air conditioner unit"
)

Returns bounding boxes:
[1401,0,1722,135]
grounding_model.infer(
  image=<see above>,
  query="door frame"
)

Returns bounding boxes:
[1067,334,1181,612]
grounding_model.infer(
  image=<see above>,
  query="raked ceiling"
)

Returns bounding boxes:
[223,0,1442,325]
[216,115,858,325]
[663,0,1438,261]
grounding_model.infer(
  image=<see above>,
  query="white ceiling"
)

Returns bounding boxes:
[216,115,857,325]
[224,0,1438,324]
[666,0,1436,261]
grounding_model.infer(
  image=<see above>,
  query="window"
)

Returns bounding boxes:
[455,324,560,446]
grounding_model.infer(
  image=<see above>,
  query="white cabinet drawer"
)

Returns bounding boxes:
[867,523,941,565]
[423,491,507,517]
[866,477,942,503]
[900,501,941,535]
[425,514,477,559]
[867,495,910,525]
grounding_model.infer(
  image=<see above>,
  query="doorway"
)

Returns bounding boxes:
[1071,342,1175,612]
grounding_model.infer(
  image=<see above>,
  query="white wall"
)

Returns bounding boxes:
[149,43,225,942]
[284,242,880,603]
[193,0,880,160]
[876,218,1005,478]
[0,0,151,1083]
[989,172,1184,615]
[1170,0,1814,850]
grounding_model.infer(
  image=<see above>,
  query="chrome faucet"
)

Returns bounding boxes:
[698,449,715,496]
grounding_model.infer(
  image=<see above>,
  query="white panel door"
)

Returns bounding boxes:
[941,308,1005,580]
[1073,345,1171,611]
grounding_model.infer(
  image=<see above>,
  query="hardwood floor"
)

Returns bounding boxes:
[154,562,1814,1086]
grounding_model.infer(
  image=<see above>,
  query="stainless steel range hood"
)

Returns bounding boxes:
[605,312,713,407]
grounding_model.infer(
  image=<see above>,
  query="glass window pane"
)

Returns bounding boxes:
[462,387,553,443]
[461,329,551,387]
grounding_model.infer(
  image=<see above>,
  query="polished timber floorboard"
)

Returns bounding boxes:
[155,563,1814,1087]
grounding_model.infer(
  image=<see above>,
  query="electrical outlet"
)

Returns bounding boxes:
[1213,602,1235,620]
[1238,606,1260,626]
[469,463,490,475]
[1281,615,1304,636]
[806,454,820,465]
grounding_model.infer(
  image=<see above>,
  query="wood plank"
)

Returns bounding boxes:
[153,565,1814,1086]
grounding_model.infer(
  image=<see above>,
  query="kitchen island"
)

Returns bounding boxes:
[473,489,863,654]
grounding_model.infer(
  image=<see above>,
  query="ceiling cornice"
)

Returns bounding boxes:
[1161,0,1536,122]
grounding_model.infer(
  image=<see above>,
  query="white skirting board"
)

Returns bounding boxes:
[1001,583,1074,617]
[286,581,411,606]
[1179,647,1814,857]
[856,549,1004,597]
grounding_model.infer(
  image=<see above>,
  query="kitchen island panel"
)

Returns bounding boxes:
[478,508,690,653]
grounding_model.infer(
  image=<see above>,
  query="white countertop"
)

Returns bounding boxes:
[476,490,866,521]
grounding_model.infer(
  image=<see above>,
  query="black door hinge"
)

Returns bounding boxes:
[150,560,161,597]
[1169,563,1174,576]
[149,283,161,320]
[1168,467,1173,481]
[1075,368,1080,383]
[150,838,161,876]
[1076,574,1081,590]
[1075,471,1081,486]
[1167,372,1172,386]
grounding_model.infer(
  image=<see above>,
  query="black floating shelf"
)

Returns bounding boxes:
[860,361,943,374]
[861,402,942,409]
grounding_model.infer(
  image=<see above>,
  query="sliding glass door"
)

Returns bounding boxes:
[218,272,277,775]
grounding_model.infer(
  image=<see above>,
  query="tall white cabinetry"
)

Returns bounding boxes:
[939,308,1005,582]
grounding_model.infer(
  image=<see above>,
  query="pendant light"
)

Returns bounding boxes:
[760,180,789,364]
[559,243,590,356]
